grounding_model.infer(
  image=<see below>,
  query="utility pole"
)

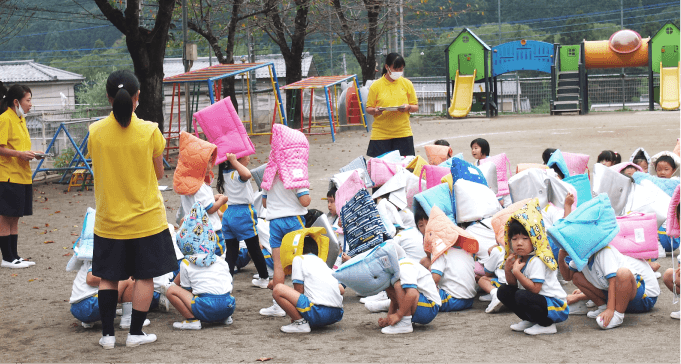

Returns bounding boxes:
[400,0,404,55]
[498,0,501,46]
[342,53,347,74]
[621,0,625,110]
[182,0,191,131]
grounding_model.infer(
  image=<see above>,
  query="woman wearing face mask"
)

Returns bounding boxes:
[365,53,419,157]
[0,82,44,269]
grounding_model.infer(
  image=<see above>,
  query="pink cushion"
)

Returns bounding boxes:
[562,152,590,177]
[668,185,680,238]
[480,153,511,196]
[192,97,255,165]
[419,165,450,191]
[261,124,309,190]
[367,158,401,187]
[335,171,367,214]
[609,212,659,259]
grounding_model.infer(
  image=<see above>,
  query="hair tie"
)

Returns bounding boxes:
[118,84,124,89]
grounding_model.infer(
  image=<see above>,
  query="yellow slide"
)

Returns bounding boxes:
[660,62,680,111]
[448,69,476,118]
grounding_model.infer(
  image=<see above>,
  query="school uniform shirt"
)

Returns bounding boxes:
[262,174,308,220]
[180,183,221,232]
[88,112,167,239]
[153,272,174,293]
[291,254,343,308]
[222,169,255,205]
[399,208,416,228]
[430,247,477,299]
[0,108,32,184]
[399,257,442,306]
[180,257,232,295]
[541,204,565,229]
[519,255,567,301]
[69,261,98,304]
[465,218,496,264]
[366,76,418,140]
[393,228,426,260]
[483,245,507,284]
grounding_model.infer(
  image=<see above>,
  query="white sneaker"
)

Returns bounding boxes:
[253,273,261,279]
[224,316,233,325]
[485,290,503,313]
[18,258,35,266]
[125,332,157,347]
[510,320,535,332]
[568,301,589,315]
[280,319,311,333]
[479,293,493,302]
[116,308,123,316]
[585,300,596,308]
[259,300,286,317]
[1,259,29,269]
[524,323,557,335]
[252,278,269,289]
[360,291,388,304]
[671,311,680,320]
[119,318,150,329]
[587,304,607,319]
[659,243,667,258]
[81,322,94,329]
[365,299,391,313]
[173,319,201,330]
[655,271,662,279]
[596,312,624,329]
[158,294,170,312]
[99,335,115,349]
[381,316,413,334]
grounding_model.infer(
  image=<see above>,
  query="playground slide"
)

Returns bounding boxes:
[448,69,476,118]
[660,62,680,111]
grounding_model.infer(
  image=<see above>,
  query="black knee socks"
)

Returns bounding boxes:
[9,234,19,260]
[98,290,118,337]
[129,309,148,335]
[225,238,240,275]
[245,235,269,279]
[0,235,14,262]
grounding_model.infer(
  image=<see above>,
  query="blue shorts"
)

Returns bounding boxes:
[149,291,161,311]
[296,294,343,328]
[191,293,236,322]
[603,274,657,313]
[412,293,439,324]
[490,277,502,288]
[262,248,274,269]
[268,216,306,249]
[438,289,474,312]
[659,226,680,252]
[544,296,569,323]
[71,295,100,323]
[222,204,258,241]
[214,230,225,256]
[235,248,251,270]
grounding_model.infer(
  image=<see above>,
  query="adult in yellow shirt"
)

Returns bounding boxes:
[365,53,419,157]
[0,83,44,269]
[88,70,177,349]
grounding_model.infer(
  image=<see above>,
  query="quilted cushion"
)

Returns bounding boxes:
[367,158,402,187]
[592,163,634,216]
[674,138,680,157]
[563,173,592,207]
[413,183,456,224]
[340,156,373,187]
[193,97,255,165]
[450,158,488,186]
[340,189,387,256]
[438,153,465,169]
[261,124,310,190]
[547,149,570,178]
[477,161,498,195]
[280,227,331,275]
[176,202,219,267]
[668,185,680,238]
[562,151,590,177]
[611,162,644,174]
[419,165,451,191]
[505,199,559,271]
[631,171,680,197]
[491,199,531,246]
[424,145,453,166]
[609,212,659,260]
[425,206,478,262]
[332,241,401,297]
[335,170,367,214]
[73,207,96,261]
[480,153,510,196]
[453,179,502,223]
[546,194,619,272]
[628,180,672,228]
[173,131,217,195]
[649,151,681,177]
[406,155,429,178]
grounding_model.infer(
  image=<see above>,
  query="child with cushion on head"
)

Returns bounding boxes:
[470,138,489,166]
[216,153,270,288]
[654,155,677,179]
[433,139,454,159]
[631,148,650,172]
[557,244,660,329]
[597,150,615,167]
[165,203,235,330]
[326,186,338,224]
[496,201,569,335]
[273,236,344,333]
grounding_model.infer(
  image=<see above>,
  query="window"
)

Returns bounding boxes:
[462,36,469,43]
[666,27,674,35]
[568,48,576,57]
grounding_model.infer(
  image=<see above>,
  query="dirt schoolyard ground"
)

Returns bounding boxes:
[1,110,679,362]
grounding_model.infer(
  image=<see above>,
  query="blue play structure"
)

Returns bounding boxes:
[491,40,555,77]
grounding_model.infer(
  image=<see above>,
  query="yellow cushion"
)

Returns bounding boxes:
[280,227,330,275]
[406,155,429,179]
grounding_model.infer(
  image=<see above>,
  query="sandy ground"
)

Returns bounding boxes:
[1,110,680,362]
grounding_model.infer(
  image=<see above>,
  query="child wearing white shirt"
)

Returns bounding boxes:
[479,245,507,313]
[430,246,476,312]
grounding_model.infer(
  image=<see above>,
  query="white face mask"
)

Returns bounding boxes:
[388,69,403,80]
[15,102,25,117]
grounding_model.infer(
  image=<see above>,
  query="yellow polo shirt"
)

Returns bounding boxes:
[366,76,418,140]
[88,112,168,239]
[0,108,32,184]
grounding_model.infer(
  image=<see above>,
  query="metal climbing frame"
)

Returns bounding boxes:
[32,121,93,181]
[162,62,287,159]
[279,75,368,142]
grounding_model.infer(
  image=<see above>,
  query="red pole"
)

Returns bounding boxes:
[309,89,314,134]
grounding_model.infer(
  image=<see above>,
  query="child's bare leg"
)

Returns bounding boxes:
[273,284,303,321]
[380,285,402,327]
[567,290,588,305]
[612,268,637,313]
[403,288,420,316]
[269,247,284,290]
[118,278,135,303]
[166,285,195,319]
[478,276,495,294]
[663,268,681,292]
[573,272,607,306]
[648,260,661,272]
[419,256,431,270]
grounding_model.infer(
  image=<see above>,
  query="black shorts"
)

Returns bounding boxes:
[0,182,33,217]
[366,136,415,158]
[92,228,179,281]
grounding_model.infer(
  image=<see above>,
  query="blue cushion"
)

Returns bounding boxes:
[332,241,400,297]
[547,149,571,178]
[450,158,488,186]
[74,207,96,261]
[437,153,465,168]
[563,173,592,207]
[632,172,679,197]
[340,189,387,256]
[413,183,456,223]
[546,194,620,271]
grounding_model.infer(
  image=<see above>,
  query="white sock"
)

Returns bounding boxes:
[614,311,625,319]
[490,288,498,296]
[121,302,132,320]
[401,315,412,323]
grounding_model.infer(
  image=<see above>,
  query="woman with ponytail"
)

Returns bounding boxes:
[88,70,177,349]
[0,82,43,269]
[365,52,419,157]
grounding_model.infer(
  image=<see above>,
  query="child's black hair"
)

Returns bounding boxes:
[611,151,622,164]
[620,166,638,176]
[414,206,429,224]
[508,220,529,240]
[656,155,677,171]
[632,150,648,166]
[434,139,450,147]
[542,148,557,164]
[470,138,490,157]
[597,150,614,163]
[550,165,565,179]
[382,53,406,76]
[304,209,324,228]
[216,161,234,194]
[327,185,337,199]
[105,70,140,128]
[302,236,319,256]
[0,83,32,114]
